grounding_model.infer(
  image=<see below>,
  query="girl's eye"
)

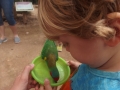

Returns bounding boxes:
[63,42,69,47]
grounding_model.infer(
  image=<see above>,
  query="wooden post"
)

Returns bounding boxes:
[23,11,27,24]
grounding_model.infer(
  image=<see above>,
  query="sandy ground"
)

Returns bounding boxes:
[0,6,75,90]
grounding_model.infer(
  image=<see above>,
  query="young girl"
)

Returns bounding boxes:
[10,0,120,90]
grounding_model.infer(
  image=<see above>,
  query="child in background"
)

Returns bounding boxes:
[38,0,120,90]
[10,0,120,90]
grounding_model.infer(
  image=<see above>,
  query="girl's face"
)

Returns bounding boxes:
[58,34,112,68]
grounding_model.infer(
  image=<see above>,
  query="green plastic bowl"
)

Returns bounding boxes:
[31,56,70,86]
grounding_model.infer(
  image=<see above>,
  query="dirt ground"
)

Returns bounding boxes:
[0,6,74,90]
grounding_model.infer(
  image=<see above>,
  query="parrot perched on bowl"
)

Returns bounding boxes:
[41,40,59,82]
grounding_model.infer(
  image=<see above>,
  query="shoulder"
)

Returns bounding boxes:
[71,64,120,90]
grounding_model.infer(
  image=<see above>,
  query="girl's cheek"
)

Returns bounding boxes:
[65,46,70,52]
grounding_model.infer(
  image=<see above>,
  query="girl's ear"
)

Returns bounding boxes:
[107,12,120,19]
[105,36,120,47]
[105,19,120,47]
[105,12,120,46]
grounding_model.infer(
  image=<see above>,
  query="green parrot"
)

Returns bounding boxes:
[41,40,59,82]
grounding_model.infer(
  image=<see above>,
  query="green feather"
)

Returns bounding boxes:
[41,40,58,61]
[41,39,59,82]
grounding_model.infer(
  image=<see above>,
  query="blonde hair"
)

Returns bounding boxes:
[38,0,120,40]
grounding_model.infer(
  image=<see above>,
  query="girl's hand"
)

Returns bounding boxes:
[67,60,81,73]
[67,60,81,68]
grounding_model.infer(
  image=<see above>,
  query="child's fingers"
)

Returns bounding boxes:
[67,60,80,68]
[66,60,80,74]
[66,60,76,66]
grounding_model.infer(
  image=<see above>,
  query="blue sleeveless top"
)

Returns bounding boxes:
[71,64,120,90]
